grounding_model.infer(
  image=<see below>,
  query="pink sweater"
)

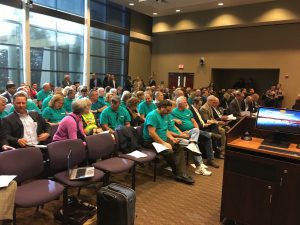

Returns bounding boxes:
[53,113,86,141]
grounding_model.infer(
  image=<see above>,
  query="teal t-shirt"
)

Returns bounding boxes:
[171,108,194,131]
[64,98,73,113]
[37,90,51,102]
[91,99,106,111]
[120,101,127,109]
[143,109,169,142]
[100,106,131,130]
[9,100,42,114]
[98,96,105,105]
[42,107,67,123]
[42,95,53,111]
[167,114,180,135]
[0,111,8,119]
[105,101,111,107]
[138,101,157,117]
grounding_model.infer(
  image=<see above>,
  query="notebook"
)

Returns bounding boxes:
[68,150,95,180]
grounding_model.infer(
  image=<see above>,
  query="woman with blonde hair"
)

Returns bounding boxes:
[82,99,102,135]
[42,94,67,124]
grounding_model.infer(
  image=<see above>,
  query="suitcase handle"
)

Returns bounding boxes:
[102,192,117,201]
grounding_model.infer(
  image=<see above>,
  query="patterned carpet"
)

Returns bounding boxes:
[16,159,224,225]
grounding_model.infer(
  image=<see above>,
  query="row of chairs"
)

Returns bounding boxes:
[0,127,158,225]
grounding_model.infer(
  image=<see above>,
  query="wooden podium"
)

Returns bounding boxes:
[221,116,300,225]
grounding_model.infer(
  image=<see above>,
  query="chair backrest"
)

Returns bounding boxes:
[86,133,115,160]
[43,124,59,145]
[0,147,44,183]
[47,139,86,171]
[135,125,143,145]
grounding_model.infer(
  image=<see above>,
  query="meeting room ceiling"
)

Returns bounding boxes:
[110,0,276,17]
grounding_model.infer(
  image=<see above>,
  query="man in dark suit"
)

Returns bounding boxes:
[61,74,72,88]
[148,76,156,86]
[1,83,16,104]
[90,73,102,89]
[2,91,51,148]
[229,91,243,117]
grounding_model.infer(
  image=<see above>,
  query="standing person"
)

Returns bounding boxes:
[1,83,16,104]
[143,100,194,184]
[124,76,133,92]
[29,83,38,99]
[110,74,117,89]
[36,83,51,108]
[102,74,110,88]
[275,83,284,108]
[89,73,101,89]
[149,76,156,86]
[61,74,72,88]
[2,92,51,148]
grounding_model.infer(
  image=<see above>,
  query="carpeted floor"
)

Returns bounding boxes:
[15,159,224,225]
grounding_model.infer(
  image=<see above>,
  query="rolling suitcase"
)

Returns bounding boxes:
[97,183,136,225]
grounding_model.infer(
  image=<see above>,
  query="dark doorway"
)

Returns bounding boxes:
[168,72,194,89]
[212,68,280,95]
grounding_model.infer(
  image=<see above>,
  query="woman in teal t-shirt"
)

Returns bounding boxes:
[42,94,67,124]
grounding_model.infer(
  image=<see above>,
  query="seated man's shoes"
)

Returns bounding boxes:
[174,174,195,185]
[207,160,220,168]
[195,164,212,176]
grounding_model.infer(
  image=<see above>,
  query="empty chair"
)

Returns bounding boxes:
[47,139,105,224]
[0,147,64,225]
[85,132,136,189]
[115,126,158,182]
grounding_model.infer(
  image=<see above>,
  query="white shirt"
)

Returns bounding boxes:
[19,113,38,145]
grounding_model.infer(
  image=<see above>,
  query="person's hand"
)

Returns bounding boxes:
[203,123,211,127]
[170,137,179,144]
[221,115,228,121]
[175,120,183,125]
[218,121,226,126]
[2,145,15,151]
[38,133,50,142]
[17,138,28,147]
[181,132,189,138]
[163,142,172,151]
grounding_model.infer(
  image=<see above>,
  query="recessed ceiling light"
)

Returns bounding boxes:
[176,9,181,13]
[218,2,224,6]
[153,12,158,16]
[129,3,134,6]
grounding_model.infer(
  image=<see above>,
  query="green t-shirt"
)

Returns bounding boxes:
[98,96,105,105]
[138,100,157,117]
[100,106,131,130]
[42,106,67,123]
[0,111,8,119]
[9,100,42,114]
[167,114,180,135]
[42,95,53,111]
[105,101,111,107]
[120,101,127,109]
[64,97,73,113]
[171,108,194,131]
[91,99,106,111]
[37,90,51,102]
[143,109,169,142]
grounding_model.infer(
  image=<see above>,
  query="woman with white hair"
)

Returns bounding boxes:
[53,99,87,141]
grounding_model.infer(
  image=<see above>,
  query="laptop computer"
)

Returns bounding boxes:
[68,150,95,180]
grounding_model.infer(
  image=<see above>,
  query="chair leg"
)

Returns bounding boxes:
[131,164,136,190]
[13,206,16,225]
[62,188,68,225]
[77,187,81,196]
[153,159,157,182]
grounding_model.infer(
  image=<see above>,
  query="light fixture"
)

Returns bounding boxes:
[218,2,224,6]
[176,9,181,13]
[153,12,158,15]
[129,3,134,6]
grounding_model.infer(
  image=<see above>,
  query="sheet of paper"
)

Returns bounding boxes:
[152,142,169,153]
[127,150,148,158]
[0,175,17,188]
[241,111,250,117]
[227,114,237,120]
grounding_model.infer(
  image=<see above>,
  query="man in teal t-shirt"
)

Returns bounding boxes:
[138,92,157,122]
[100,96,131,132]
[172,96,219,169]
[142,100,194,185]
[37,83,51,108]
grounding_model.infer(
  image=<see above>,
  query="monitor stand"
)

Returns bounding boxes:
[261,132,290,149]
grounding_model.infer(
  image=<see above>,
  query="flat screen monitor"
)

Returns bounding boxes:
[256,107,300,148]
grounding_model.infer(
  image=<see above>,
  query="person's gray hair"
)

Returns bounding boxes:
[109,88,117,94]
[111,95,121,104]
[0,95,8,103]
[72,99,88,114]
[234,91,242,97]
[176,96,186,106]
[207,95,217,102]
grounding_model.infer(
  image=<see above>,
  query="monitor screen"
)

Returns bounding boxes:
[256,107,300,135]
